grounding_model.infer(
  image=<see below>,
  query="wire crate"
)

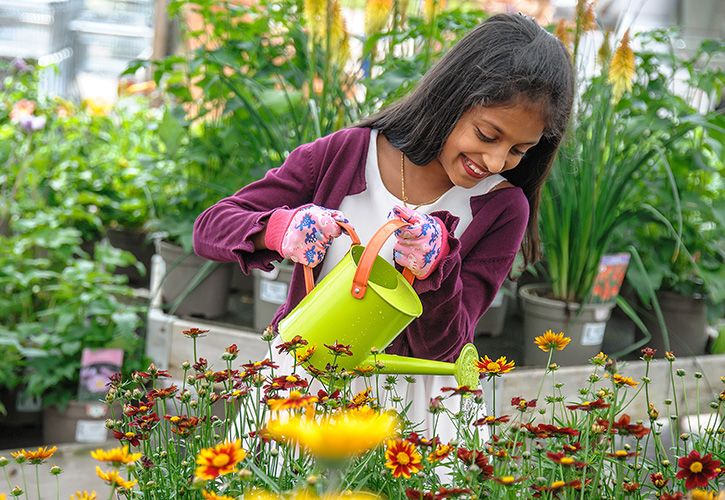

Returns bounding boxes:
[71,18,152,76]
[0,0,81,60]
[82,0,154,26]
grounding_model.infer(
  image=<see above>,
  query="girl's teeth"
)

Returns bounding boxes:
[465,157,484,175]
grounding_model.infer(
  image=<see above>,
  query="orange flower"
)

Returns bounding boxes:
[295,346,316,364]
[90,446,142,466]
[195,441,246,481]
[70,492,96,500]
[267,391,318,412]
[612,373,638,388]
[201,491,236,500]
[534,330,571,352]
[11,446,57,464]
[476,355,515,377]
[95,467,137,490]
[385,439,422,478]
[607,30,635,101]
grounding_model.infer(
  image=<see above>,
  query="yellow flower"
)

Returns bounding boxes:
[267,391,318,412]
[607,30,635,101]
[11,446,57,464]
[81,98,112,117]
[534,330,571,352]
[423,0,446,23]
[689,490,718,500]
[195,441,246,481]
[476,355,515,376]
[351,388,374,407]
[245,490,280,500]
[591,352,608,365]
[384,439,422,478]
[202,491,237,500]
[427,443,452,462]
[612,373,638,388]
[95,467,136,490]
[365,0,392,36]
[90,446,142,466]
[70,492,97,500]
[267,407,397,460]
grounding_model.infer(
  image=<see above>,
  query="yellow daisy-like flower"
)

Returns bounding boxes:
[295,346,316,364]
[384,439,422,478]
[95,467,137,490]
[90,446,142,467]
[11,446,57,464]
[607,29,635,101]
[534,330,571,352]
[423,0,447,23]
[612,373,638,388]
[365,0,392,36]
[70,492,97,500]
[476,355,515,376]
[202,491,237,500]
[195,441,246,481]
[351,388,374,407]
[689,489,718,500]
[591,352,608,366]
[267,407,397,460]
[427,443,452,462]
[267,391,318,412]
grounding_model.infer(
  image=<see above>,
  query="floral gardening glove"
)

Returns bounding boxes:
[264,204,350,267]
[390,205,449,279]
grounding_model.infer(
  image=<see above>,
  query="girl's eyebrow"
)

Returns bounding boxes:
[478,119,540,146]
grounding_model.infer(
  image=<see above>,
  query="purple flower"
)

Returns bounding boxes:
[19,114,46,133]
[11,58,31,73]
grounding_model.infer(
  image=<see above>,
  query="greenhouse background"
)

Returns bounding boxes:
[0,0,723,498]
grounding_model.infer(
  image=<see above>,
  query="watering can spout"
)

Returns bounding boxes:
[361,343,480,388]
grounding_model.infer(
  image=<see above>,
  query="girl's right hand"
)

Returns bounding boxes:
[264,204,351,267]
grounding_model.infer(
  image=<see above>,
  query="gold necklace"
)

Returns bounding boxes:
[400,150,445,210]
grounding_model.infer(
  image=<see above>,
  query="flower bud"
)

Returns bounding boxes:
[50,466,62,475]
[0,457,8,467]
[679,433,689,441]
[675,369,685,377]
[664,399,672,405]
[11,486,23,497]
[238,468,253,480]
[548,363,559,371]
[642,376,651,384]
[661,459,670,467]
[664,351,676,361]
[181,361,191,370]
[307,475,318,485]
[694,371,702,379]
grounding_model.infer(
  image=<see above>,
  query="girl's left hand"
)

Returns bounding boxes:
[390,205,449,279]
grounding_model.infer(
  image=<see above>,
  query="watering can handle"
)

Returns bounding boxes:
[302,220,361,294]
[351,219,415,300]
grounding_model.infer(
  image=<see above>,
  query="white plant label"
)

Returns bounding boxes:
[75,420,108,443]
[260,279,288,305]
[581,322,606,346]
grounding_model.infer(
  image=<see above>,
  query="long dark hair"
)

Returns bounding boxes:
[359,13,574,265]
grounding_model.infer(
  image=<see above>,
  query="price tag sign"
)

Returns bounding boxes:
[75,420,108,443]
[260,279,288,305]
[581,323,606,346]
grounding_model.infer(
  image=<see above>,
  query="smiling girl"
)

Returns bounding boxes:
[193,13,574,439]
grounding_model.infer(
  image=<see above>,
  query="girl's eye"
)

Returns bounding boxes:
[511,148,526,157]
[475,128,495,142]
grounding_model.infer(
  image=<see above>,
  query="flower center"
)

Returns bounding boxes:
[501,476,515,484]
[689,461,703,473]
[285,375,298,382]
[551,481,566,489]
[396,452,410,465]
[560,457,575,465]
[212,454,231,468]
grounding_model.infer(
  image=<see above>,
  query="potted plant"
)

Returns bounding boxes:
[520,11,721,366]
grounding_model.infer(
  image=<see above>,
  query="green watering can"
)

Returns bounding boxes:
[277,219,480,388]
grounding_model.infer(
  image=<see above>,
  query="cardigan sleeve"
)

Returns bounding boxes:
[192,142,316,274]
[387,188,529,363]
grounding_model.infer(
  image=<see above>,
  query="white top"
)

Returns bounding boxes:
[319,129,505,279]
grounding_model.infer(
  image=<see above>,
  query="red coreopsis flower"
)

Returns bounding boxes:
[622,481,639,492]
[675,450,721,489]
[182,327,209,338]
[113,430,141,447]
[650,472,668,489]
[265,374,309,392]
[659,493,684,500]
[474,415,511,426]
[165,415,202,437]
[566,398,610,411]
[323,341,353,357]
[385,439,422,478]
[440,386,483,398]
[607,450,638,460]
[640,347,656,361]
[511,397,537,411]
[147,385,178,401]
[456,448,493,478]
[123,402,154,417]
[546,452,587,468]
[427,444,453,462]
[241,359,278,372]
[275,335,308,354]
[476,355,515,378]
[562,442,582,454]
[536,423,579,437]
[406,432,441,449]
[610,414,651,439]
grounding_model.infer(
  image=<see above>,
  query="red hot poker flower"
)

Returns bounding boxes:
[675,450,721,489]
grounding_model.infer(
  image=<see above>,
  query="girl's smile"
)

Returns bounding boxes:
[438,99,546,188]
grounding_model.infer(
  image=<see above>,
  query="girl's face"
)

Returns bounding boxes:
[437,100,545,188]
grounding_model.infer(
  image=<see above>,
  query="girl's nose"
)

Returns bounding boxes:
[482,150,506,173]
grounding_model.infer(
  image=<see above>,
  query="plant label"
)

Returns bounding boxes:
[75,420,108,443]
[260,279,289,304]
[581,322,606,346]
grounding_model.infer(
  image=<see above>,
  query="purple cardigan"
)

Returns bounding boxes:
[193,127,529,362]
